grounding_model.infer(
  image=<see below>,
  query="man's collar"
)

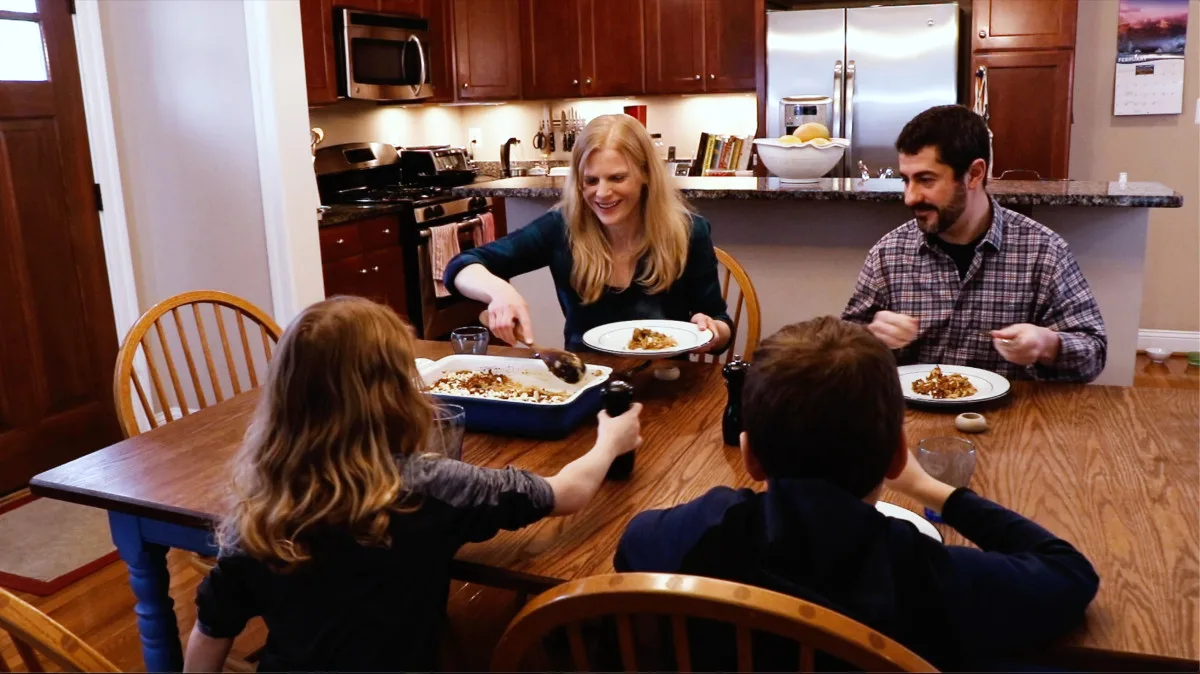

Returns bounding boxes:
[913,197,1006,254]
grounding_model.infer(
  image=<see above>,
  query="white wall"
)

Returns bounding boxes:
[307,93,758,163]
[99,0,275,315]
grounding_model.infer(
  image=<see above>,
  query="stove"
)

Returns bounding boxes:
[330,184,454,207]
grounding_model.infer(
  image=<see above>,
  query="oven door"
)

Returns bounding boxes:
[339,9,434,102]
[411,203,494,340]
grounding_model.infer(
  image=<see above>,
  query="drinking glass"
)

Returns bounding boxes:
[915,437,977,523]
[428,403,466,461]
[451,326,489,355]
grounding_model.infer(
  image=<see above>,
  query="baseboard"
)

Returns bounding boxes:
[1137,329,1200,355]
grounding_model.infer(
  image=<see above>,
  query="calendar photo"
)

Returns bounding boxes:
[1114,0,1190,116]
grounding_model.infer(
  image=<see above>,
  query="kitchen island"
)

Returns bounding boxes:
[453,177,1183,386]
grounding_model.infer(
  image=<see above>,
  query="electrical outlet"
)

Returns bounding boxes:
[468,127,482,147]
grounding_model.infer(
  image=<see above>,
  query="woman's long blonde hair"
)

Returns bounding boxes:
[217,296,433,568]
[557,113,692,304]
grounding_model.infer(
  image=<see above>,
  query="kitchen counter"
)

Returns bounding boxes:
[453,176,1183,208]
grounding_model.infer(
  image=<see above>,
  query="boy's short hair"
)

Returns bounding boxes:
[742,317,904,498]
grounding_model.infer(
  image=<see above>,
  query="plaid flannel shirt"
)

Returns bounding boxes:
[842,201,1107,382]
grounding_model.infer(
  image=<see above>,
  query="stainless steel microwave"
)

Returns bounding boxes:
[335,8,435,102]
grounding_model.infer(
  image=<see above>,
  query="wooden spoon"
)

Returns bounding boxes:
[478,310,586,384]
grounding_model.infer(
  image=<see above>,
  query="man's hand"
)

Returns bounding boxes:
[868,311,919,349]
[992,324,1060,367]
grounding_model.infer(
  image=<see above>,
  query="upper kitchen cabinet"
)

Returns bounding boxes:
[300,0,339,106]
[379,0,424,14]
[973,0,1079,51]
[581,0,645,97]
[424,0,455,102]
[455,0,522,100]
[645,0,706,94]
[519,0,583,100]
[520,0,645,100]
[644,0,758,95]
[704,0,757,92]
[973,49,1074,180]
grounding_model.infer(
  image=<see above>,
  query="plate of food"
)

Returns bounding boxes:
[581,319,713,359]
[897,364,1010,405]
[875,501,942,542]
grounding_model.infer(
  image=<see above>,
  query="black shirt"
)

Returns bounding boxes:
[928,233,986,280]
[615,478,1099,670]
[195,455,554,672]
[443,210,733,352]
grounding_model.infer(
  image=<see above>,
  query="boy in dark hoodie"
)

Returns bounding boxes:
[614,317,1098,670]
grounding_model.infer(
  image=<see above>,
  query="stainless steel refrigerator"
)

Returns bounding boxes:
[766,3,959,178]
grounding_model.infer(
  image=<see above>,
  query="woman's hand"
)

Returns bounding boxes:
[486,285,535,346]
[691,313,731,353]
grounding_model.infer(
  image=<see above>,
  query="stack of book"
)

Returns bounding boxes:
[688,133,754,176]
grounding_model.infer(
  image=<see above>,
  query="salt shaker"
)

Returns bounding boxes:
[722,357,750,446]
[603,380,636,480]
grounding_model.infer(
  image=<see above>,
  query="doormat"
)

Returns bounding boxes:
[0,492,119,596]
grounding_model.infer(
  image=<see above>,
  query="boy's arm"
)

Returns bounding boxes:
[615,486,748,573]
[183,625,233,673]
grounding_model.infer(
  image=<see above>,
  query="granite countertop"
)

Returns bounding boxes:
[451,177,1183,208]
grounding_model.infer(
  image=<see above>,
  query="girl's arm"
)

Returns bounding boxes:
[545,404,643,514]
[183,625,233,673]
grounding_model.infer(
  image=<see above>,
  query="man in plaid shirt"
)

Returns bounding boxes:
[843,106,1106,382]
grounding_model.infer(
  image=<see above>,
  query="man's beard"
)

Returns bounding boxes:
[912,181,967,235]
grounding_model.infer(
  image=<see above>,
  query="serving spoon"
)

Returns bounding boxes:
[478,310,586,384]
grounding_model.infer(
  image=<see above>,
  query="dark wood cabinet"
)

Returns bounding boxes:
[973,49,1073,180]
[424,0,455,102]
[454,0,522,100]
[300,0,338,106]
[519,0,583,100]
[644,0,706,94]
[319,216,409,318]
[973,0,1078,51]
[704,0,755,92]
[580,0,645,97]
[378,0,424,14]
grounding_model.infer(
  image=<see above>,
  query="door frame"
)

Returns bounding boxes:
[72,0,324,336]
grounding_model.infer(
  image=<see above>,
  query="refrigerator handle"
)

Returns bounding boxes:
[843,60,856,176]
[831,60,844,139]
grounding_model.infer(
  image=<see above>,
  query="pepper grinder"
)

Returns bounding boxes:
[603,380,636,480]
[722,357,750,446]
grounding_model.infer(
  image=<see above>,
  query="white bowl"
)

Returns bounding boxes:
[1145,347,1170,364]
[753,137,849,183]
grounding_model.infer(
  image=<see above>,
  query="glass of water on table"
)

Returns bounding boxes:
[428,403,466,461]
[451,326,489,354]
[915,437,977,523]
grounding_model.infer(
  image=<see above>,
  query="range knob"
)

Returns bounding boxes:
[433,204,445,217]
[469,196,486,209]
[423,206,437,219]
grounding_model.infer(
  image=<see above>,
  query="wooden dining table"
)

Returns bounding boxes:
[30,341,1199,671]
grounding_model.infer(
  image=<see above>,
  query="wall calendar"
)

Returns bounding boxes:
[1114,0,1190,116]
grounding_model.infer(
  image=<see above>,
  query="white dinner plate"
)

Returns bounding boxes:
[897,364,1011,406]
[876,501,942,542]
[582,319,713,359]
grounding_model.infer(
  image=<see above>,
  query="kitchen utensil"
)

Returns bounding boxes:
[532,123,546,151]
[752,137,849,183]
[451,326,490,354]
[476,309,585,384]
[501,137,521,177]
[979,331,1014,346]
[582,319,714,359]
[603,380,636,480]
[561,110,573,151]
[1145,347,1170,364]
[548,115,556,152]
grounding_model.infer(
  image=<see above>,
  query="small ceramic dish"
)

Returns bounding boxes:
[1145,347,1171,364]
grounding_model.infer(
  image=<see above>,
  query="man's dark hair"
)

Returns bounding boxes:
[895,104,990,180]
[742,317,904,498]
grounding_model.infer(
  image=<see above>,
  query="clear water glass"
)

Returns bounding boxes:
[451,326,489,354]
[428,403,466,461]
[916,437,977,523]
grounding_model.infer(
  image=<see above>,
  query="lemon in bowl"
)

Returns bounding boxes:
[753,135,849,183]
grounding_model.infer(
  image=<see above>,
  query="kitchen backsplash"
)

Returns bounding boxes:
[308,94,757,165]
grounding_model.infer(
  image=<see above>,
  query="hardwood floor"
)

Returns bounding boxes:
[2,354,1195,671]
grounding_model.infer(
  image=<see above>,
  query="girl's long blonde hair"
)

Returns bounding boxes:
[557,113,692,304]
[217,296,433,568]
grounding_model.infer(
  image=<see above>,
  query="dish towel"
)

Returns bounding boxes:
[472,212,496,248]
[430,222,461,298]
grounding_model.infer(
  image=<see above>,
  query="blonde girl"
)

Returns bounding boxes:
[446,113,732,353]
[183,297,641,672]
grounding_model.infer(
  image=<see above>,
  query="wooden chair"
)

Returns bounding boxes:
[0,587,119,672]
[490,573,936,673]
[694,247,761,364]
[112,291,280,672]
[114,290,283,438]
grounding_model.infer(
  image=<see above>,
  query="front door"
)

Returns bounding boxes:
[0,0,122,492]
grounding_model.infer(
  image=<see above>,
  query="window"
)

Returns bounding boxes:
[0,0,48,82]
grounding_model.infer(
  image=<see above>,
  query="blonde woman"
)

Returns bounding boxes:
[446,114,732,353]
[183,297,642,672]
